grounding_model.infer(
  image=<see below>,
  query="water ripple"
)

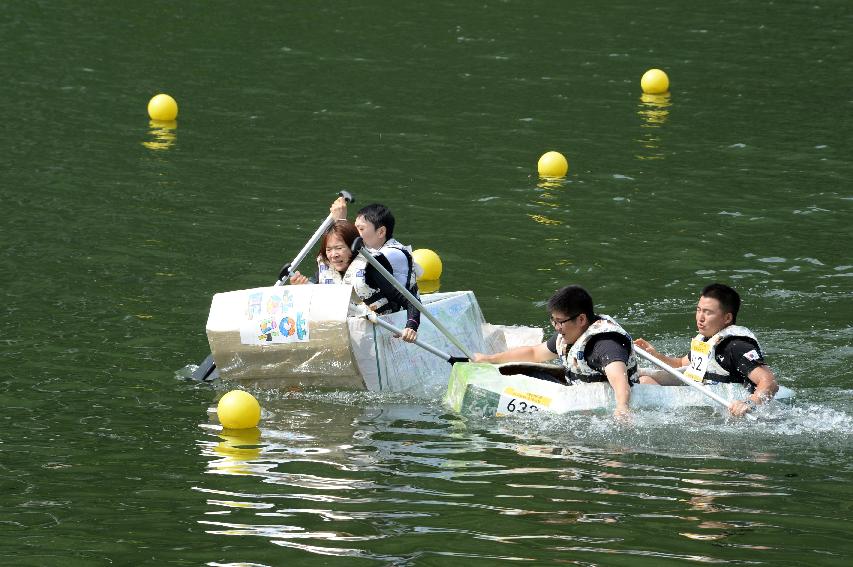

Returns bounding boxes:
[191,390,852,564]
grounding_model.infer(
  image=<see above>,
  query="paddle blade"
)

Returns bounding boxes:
[191,354,218,381]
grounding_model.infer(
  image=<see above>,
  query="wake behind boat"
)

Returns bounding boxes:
[203,283,541,394]
[444,362,795,417]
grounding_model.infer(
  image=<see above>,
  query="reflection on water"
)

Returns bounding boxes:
[528,178,568,226]
[143,119,177,151]
[639,93,672,126]
[636,93,671,161]
[209,427,263,475]
[418,279,441,294]
[193,389,853,564]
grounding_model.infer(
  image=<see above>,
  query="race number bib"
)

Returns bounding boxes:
[683,339,711,382]
[496,387,551,417]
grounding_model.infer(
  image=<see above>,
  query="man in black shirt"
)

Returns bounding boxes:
[634,283,779,416]
[473,285,637,417]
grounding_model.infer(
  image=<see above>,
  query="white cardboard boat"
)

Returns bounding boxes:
[204,284,542,394]
[444,362,795,417]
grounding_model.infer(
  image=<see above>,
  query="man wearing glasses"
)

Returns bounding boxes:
[473,285,638,416]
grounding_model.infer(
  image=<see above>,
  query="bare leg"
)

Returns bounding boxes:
[638,368,685,386]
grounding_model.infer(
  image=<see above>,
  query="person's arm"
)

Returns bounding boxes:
[718,338,778,416]
[330,196,348,220]
[603,361,631,416]
[364,255,420,343]
[399,283,421,343]
[396,298,420,343]
[634,338,689,368]
[729,365,780,416]
[587,336,632,416]
[472,341,555,364]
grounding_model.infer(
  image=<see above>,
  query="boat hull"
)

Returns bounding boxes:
[444,362,795,417]
[205,285,542,393]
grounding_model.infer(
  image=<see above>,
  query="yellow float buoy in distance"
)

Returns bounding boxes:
[537,151,568,178]
[412,248,442,281]
[148,93,179,121]
[641,69,669,94]
[217,390,261,429]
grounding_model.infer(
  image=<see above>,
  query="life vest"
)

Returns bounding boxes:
[375,238,423,289]
[554,315,639,384]
[316,255,389,315]
[685,325,763,391]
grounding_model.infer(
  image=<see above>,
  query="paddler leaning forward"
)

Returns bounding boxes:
[634,282,779,417]
[473,285,638,417]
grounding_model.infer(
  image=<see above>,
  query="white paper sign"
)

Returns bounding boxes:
[239,287,310,345]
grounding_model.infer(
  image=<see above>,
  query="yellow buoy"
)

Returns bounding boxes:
[641,69,669,94]
[217,390,261,429]
[418,279,440,294]
[413,248,442,281]
[147,93,179,121]
[537,151,568,178]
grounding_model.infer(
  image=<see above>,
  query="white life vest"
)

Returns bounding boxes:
[373,238,423,289]
[554,315,639,384]
[686,325,763,388]
[316,255,388,315]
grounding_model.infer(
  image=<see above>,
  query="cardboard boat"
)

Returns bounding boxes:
[204,284,542,394]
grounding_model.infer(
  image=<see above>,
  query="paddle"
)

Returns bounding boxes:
[190,190,355,381]
[634,347,757,419]
[276,190,355,285]
[351,237,475,360]
[363,311,468,365]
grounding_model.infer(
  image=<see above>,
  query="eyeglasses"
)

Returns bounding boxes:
[550,314,580,328]
[325,245,349,254]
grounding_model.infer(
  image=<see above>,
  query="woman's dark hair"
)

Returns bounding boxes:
[319,220,360,265]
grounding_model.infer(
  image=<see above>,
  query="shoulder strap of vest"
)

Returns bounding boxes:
[383,242,418,290]
[710,325,760,349]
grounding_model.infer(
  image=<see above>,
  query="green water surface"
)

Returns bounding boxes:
[2,1,851,565]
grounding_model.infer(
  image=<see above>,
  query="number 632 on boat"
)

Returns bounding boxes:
[495,387,552,417]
